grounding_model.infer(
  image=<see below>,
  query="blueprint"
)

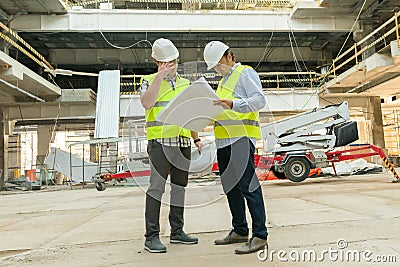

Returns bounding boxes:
[157,77,224,131]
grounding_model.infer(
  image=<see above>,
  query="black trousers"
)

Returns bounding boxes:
[217,137,268,240]
[145,140,191,239]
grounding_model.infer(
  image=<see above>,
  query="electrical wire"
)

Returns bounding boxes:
[290,29,309,74]
[254,10,281,70]
[288,33,304,86]
[99,30,152,50]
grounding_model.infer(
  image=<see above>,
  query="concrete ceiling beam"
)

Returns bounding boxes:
[10,10,357,33]
[0,50,60,103]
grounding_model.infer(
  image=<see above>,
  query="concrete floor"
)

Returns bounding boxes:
[0,172,400,266]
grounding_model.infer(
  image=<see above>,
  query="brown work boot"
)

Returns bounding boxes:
[234,237,268,254]
[214,229,248,245]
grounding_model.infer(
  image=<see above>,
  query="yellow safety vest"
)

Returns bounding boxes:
[143,74,191,140]
[214,65,262,140]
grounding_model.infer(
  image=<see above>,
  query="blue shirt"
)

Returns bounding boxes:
[216,63,266,149]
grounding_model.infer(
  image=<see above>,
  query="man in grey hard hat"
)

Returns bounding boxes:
[203,41,268,254]
[140,38,201,253]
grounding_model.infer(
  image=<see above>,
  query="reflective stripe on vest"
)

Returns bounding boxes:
[143,74,191,140]
[214,65,261,140]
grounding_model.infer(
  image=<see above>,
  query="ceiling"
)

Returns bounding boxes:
[0,0,399,91]
[0,0,65,19]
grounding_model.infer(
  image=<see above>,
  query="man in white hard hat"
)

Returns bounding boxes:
[203,41,268,254]
[140,38,201,253]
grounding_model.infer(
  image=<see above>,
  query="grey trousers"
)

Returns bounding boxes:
[145,140,191,239]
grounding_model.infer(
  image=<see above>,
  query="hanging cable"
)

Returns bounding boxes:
[290,28,310,73]
[288,32,305,87]
[99,30,152,50]
[254,11,281,70]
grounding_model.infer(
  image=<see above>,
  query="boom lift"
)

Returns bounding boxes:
[261,102,359,182]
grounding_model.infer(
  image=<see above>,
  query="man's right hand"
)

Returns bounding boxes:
[156,62,177,79]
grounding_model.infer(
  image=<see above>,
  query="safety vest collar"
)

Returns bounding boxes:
[221,63,241,81]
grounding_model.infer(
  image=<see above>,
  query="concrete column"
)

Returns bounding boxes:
[89,134,97,162]
[364,96,385,149]
[0,108,9,191]
[36,126,53,169]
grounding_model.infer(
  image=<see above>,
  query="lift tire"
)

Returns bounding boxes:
[271,167,287,179]
[284,157,310,182]
[96,182,106,191]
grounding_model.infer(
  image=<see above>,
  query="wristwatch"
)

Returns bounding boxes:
[193,138,201,144]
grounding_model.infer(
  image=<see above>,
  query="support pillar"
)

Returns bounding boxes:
[36,126,53,170]
[364,96,385,149]
[0,108,9,191]
[89,134,97,162]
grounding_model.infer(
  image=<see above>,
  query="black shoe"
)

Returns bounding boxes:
[170,231,198,244]
[144,237,167,253]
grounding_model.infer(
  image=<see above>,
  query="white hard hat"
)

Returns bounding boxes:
[151,38,179,62]
[203,41,229,70]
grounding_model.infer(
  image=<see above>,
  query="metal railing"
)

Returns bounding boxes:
[320,12,400,83]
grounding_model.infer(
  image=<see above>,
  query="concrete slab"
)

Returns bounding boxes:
[290,1,350,18]
[391,40,400,58]
[45,208,144,247]
[325,41,400,95]
[361,189,400,200]
[325,65,365,89]
[302,194,400,218]
[365,53,394,72]
[0,172,399,266]
[268,208,372,227]
[363,75,400,96]
[0,51,60,103]
[326,54,395,90]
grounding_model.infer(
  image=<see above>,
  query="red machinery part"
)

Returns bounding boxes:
[101,170,151,181]
[212,144,400,182]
